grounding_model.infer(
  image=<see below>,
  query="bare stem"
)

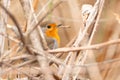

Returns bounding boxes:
[48,39,120,53]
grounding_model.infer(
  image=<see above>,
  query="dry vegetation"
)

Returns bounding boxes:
[0,0,120,80]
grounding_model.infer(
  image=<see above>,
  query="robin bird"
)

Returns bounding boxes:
[40,21,62,49]
[7,21,62,49]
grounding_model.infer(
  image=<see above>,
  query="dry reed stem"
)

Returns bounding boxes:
[61,0,84,80]
[30,47,64,66]
[24,4,55,80]
[28,0,48,50]
[19,2,54,80]
[1,58,36,79]
[81,0,103,64]
[0,0,9,55]
[0,44,19,60]
[27,0,64,35]
[72,0,104,79]
[57,0,105,79]
[1,0,120,80]
[2,62,39,80]
[0,54,32,63]
[29,0,52,29]
[82,0,104,80]
[72,1,102,78]
[29,19,55,80]
[48,39,120,53]
[0,32,20,43]
[1,50,120,77]
[19,0,31,20]
[0,4,33,55]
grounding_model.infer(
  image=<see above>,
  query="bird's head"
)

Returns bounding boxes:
[40,21,61,49]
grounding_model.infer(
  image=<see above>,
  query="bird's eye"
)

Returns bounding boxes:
[47,25,51,29]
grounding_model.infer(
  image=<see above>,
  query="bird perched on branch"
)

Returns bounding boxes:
[7,21,62,49]
[40,21,62,49]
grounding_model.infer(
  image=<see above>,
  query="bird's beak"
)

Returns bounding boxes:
[57,24,70,28]
[57,24,63,27]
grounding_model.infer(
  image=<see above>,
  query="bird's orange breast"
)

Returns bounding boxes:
[45,23,60,47]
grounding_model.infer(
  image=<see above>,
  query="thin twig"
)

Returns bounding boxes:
[61,0,84,79]
[0,32,20,43]
[23,1,56,79]
[0,0,9,55]
[74,1,104,79]
[76,57,120,67]
[48,39,120,53]
[1,58,36,74]
[30,47,65,66]
[80,0,105,66]
[0,4,33,55]
[0,4,24,44]
[27,0,64,35]
[28,0,49,50]
[29,0,53,30]
[0,44,19,61]
[0,54,32,63]
[2,62,39,80]
[72,0,99,47]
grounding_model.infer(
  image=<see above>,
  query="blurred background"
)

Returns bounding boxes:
[8,0,120,46]
[1,0,120,79]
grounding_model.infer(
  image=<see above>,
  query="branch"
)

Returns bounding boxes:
[48,39,120,53]
[0,32,20,43]
[30,47,65,66]
[0,54,32,63]
[27,0,64,35]
[2,61,38,80]
[28,0,49,50]
[0,4,24,44]
[1,58,36,75]
[0,4,33,54]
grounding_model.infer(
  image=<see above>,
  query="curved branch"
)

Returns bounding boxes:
[0,4,33,54]
[48,39,120,53]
